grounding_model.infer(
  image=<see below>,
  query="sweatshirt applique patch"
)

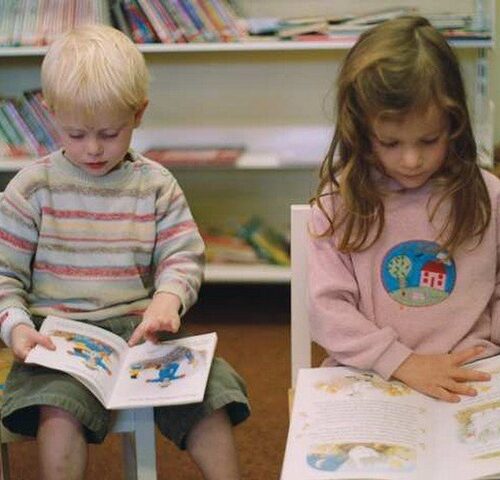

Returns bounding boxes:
[381,240,456,307]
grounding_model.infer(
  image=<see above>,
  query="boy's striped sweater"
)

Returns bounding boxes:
[0,150,205,346]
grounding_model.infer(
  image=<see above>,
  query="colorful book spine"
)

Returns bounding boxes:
[196,0,234,42]
[162,0,203,43]
[179,0,217,42]
[2,100,41,156]
[0,102,29,156]
[150,0,186,42]
[136,0,174,43]
[190,0,221,42]
[210,0,244,40]
[110,0,133,39]
[121,0,158,43]
[16,97,52,154]
[24,91,62,150]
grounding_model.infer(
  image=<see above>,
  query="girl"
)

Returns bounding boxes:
[308,15,498,403]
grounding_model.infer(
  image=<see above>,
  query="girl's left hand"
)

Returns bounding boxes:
[128,292,181,346]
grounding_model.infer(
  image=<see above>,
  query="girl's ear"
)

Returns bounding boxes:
[134,100,149,127]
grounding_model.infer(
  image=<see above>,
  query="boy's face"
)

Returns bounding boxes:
[370,104,449,189]
[52,105,146,176]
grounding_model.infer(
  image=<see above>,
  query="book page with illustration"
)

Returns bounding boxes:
[25,316,128,406]
[282,358,500,480]
[107,332,217,408]
[282,366,432,480]
[25,316,218,409]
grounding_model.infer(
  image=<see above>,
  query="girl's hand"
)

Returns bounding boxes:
[128,292,181,346]
[392,347,491,403]
[10,324,56,362]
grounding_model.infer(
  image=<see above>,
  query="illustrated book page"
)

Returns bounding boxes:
[281,358,500,480]
[25,315,217,409]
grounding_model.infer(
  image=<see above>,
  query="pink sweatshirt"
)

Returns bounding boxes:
[308,169,500,380]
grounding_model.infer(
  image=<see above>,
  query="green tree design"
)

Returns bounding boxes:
[388,255,412,290]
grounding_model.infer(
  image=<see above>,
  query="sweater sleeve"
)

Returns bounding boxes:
[307,202,412,380]
[0,181,39,344]
[153,175,205,315]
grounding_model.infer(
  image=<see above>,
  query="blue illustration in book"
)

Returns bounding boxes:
[51,331,117,375]
[381,240,456,307]
[129,346,202,388]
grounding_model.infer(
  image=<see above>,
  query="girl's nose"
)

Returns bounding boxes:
[401,148,423,169]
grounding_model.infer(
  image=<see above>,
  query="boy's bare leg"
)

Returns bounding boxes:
[186,407,240,480]
[37,406,87,480]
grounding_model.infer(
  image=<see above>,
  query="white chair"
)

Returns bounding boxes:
[0,404,157,480]
[290,204,312,388]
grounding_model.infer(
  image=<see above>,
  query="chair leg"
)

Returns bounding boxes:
[121,408,156,480]
[1,443,10,480]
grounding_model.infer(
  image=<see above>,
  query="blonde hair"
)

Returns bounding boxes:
[315,15,490,254]
[41,24,149,117]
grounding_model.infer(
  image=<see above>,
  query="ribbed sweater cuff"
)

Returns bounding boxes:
[0,308,35,347]
[372,340,413,381]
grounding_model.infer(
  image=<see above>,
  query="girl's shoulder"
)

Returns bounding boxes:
[480,168,500,194]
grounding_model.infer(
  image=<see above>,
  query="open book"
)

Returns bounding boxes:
[25,316,217,409]
[282,355,500,480]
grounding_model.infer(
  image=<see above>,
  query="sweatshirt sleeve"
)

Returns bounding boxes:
[488,182,500,345]
[307,202,412,380]
[153,175,205,315]
[0,181,39,344]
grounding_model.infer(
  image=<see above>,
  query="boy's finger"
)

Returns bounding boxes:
[37,333,56,350]
[128,326,144,346]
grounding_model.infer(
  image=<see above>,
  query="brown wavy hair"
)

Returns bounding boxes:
[314,15,490,254]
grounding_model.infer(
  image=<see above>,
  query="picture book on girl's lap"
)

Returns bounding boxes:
[282,355,500,480]
[25,316,217,409]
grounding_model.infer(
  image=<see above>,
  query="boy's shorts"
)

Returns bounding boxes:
[1,316,250,447]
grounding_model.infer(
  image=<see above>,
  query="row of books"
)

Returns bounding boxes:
[0,90,61,159]
[112,0,247,44]
[0,0,111,47]
[247,7,492,43]
[203,217,290,267]
[0,0,245,47]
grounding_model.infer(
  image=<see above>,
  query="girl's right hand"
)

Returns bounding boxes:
[10,324,55,361]
[392,347,491,403]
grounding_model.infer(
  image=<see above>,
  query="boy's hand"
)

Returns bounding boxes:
[392,346,491,403]
[10,324,56,362]
[128,292,181,346]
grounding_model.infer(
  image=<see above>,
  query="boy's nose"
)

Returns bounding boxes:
[87,137,103,156]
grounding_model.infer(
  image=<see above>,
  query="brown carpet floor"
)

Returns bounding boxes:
[6,284,324,479]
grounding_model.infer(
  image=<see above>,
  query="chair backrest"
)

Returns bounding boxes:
[290,204,311,388]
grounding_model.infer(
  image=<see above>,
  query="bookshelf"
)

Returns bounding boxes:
[0,0,495,284]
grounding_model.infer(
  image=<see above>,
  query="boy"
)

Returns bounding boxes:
[0,24,249,480]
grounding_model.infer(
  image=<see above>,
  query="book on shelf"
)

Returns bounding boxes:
[26,316,217,409]
[143,146,244,167]
[203,230,262,265]
[122,0,159,43]
[237,217,290,266]
[282,357,500,480]
[136,0,175,43]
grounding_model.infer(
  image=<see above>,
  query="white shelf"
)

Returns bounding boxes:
[204,263,290,283]
[0,37,493,57]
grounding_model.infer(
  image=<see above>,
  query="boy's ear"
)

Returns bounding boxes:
[134,100,149,127]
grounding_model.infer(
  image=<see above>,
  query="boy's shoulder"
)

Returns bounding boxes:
[130,151,177,182]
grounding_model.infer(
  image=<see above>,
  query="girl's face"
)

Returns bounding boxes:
[52,105,146,176]
[370,104,449,189]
